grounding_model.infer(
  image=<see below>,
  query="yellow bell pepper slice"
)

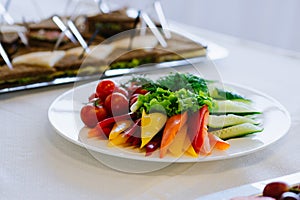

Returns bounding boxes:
[185,145,198,157]
[183,133,198,157]
[108,120,133,140]
[108,134,129,147]
[168,124,187,157]
[140,110,167,148]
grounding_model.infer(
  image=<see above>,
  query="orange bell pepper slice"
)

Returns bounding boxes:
[208,132,230,151]
[160,112,188,158]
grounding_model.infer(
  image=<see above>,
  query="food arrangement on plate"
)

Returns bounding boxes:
[231,181,300,200]
[0,7,207,91]
[79,72,264,158]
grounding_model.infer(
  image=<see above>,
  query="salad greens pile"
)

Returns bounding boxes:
[129,73,214,117]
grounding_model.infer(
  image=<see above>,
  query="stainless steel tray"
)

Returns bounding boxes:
[0,33,228,94]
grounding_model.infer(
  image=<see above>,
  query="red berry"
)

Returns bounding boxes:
[263,182,289,199]
[104,92,129,116]
[80,105,108,128]
[96,80,116,101]
[114,86,129,97]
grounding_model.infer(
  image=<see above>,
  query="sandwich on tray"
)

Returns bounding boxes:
[0,6,207,92]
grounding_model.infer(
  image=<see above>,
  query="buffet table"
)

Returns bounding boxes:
[1,22,299,200]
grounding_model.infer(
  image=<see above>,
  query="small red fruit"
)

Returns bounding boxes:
[95,105,108,122]
[114,86,129,97]
[80,105,108,128]
[263,182,289,199]
[133,87,148,95]
[104,92,129,116]
[96,79,116,101]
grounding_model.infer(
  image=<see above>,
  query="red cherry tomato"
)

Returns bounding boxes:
[80,105,108,128]
[114,86,129,97]
[96,80,116,101]
[133,87,148,95]
[95,105,108,121]
[104,92,129,116]
[263,182,289,199]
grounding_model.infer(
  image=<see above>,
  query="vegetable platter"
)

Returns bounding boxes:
[48,72,291,163]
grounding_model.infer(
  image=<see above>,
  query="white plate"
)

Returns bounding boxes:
[48,76,291,164]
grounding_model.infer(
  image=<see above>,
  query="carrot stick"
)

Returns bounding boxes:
[160,112,188,158]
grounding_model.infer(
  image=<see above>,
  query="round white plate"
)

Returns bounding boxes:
[48,78,291,164]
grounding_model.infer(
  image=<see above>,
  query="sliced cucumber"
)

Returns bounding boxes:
[209,87,251,102]
[211,100,261,115]
[208,114,259,128]
[210,123,263,140]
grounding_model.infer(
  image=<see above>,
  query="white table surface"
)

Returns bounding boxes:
[1,22,300,200]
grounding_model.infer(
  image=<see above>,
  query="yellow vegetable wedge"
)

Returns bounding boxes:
[108,134,128,147]
[183,131,198,157]
[109,120,133,140]
[185,145,198,157]
[168,124,188,157]
[140,111,167,148]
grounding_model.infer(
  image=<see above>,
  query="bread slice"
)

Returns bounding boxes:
[86,10,136,38]
[0,65,56,89]
[112,35,158,50]
[105,33,206,69]
[12,51,66,68]
[53,45,115,77]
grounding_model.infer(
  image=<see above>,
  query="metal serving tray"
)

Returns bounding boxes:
[0,32,228,94]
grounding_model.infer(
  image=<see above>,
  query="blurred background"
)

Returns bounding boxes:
[162,0,300,52]
[2,0,300,52]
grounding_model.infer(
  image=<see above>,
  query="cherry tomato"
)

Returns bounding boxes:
[96,105,108,121]
[126,85,147,95]
[80,105,108,128]
[263,182,289,199]
[133,87,148,95]
[114,86,129,97]
[104,92,129,116]
[96,80,116,101]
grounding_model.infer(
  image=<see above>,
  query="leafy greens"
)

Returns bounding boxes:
[131,73,213,117]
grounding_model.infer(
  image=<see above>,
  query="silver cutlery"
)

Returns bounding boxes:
[141,11,167,48]
[67,20,90,53]
[0,3,29,47]
[0,42,13,69]
[95,0,110,14]
[154,1,171,39]
[128,10,141,50]
[52,15,77,50]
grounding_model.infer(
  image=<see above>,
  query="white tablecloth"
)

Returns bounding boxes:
[1,23,300,200]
